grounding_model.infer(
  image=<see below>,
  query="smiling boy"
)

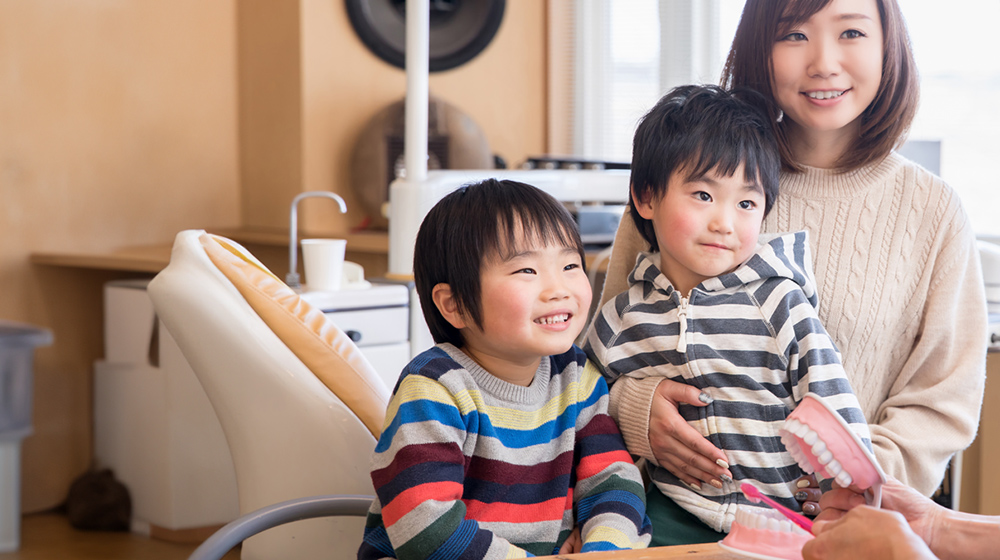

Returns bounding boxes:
[583,85,871,545]
[358,179,651,560]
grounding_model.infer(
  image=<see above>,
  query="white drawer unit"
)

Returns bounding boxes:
[301,282,411,390]
[97,279,239,536]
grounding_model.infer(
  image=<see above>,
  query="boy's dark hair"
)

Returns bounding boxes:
[413,178,586,347]
[629,84,780,252]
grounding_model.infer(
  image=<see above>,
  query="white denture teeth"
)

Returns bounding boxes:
[803,430,818,446]
[811,441,827,455]
[735,507,806,536]
[836,471,853,488]
[788,447,812,473]
[782,417,864,492]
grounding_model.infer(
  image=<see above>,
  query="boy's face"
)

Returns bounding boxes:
[635,164,765,295]
[450,236,592,384]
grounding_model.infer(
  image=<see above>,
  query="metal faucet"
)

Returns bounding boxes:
[286,191,348,289]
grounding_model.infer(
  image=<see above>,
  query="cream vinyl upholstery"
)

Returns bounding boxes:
[148,230,390,560]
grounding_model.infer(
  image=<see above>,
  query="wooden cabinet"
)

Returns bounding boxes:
[959,350,1000,514]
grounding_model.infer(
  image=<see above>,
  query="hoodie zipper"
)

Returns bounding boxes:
[677,295,689,353]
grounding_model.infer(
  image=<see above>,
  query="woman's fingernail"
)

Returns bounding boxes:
[710,479,723,489]
[803,502,820,516]
[699,392,713,404]
[716,459,730,469]
[795,491,808,501]
[796,479,812,488]
[720,474,733,484]
[686,481,702,491]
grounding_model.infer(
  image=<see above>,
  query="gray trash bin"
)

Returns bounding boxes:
[0,321,52,552]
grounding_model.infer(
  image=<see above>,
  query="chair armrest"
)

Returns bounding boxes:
[188,495,373,560]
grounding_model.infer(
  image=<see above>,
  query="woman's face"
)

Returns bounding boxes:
[770,0,884,139]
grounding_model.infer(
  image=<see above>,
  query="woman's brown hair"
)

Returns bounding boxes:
[720,0,919,173]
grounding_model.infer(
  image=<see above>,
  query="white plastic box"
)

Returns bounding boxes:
[0,321,52,552]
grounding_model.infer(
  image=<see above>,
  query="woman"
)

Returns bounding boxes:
[597,0,987,545]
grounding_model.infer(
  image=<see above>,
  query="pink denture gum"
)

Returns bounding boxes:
[718,508,813,560]
[719,393,886,560]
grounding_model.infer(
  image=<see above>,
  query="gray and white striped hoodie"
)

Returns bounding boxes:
[584,230,870,533]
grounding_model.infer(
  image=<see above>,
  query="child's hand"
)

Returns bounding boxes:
[649,379,732,489]
[558,527,582,555]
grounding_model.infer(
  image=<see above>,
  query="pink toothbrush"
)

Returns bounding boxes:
[740,482,814,534]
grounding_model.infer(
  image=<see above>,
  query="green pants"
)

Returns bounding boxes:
[646,487,726,546]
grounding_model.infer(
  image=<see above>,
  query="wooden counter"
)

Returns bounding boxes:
[540,543,741,559]
[30,243,175,274]
[30,228,392,278]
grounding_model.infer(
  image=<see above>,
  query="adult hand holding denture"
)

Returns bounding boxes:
[800,476,1000,560]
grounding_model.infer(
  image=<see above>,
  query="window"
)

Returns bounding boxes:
[903,1,1000,238]
[550,1,1000,237]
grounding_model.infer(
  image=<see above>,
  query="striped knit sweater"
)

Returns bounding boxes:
[584,230,871,533]
[599,154,987,496]
[358,344,652,560]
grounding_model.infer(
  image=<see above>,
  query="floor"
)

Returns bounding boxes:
[0,513,240,560]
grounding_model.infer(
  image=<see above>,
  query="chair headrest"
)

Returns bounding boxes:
[200,233,390,437]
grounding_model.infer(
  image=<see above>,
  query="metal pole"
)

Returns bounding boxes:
[404,0,429,183]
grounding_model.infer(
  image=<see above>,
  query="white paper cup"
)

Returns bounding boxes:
[301,238,347,292]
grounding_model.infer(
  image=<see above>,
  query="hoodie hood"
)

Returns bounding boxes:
[629,230,819,309]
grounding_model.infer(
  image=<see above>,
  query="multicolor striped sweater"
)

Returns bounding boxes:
[584,230,871,533]
[358,344,651,560]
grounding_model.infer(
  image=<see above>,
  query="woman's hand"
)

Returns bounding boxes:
[794,474,824,517]
[802,506,938,560]
[815,475,946,540]
[648,379,732,488]
[877,477,947,549]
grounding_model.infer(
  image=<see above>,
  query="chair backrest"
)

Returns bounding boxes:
[148,230,389,560]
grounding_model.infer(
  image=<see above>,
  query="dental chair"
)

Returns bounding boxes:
[147,230,391,560]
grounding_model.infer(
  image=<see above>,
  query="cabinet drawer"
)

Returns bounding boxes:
[323,306,408,347]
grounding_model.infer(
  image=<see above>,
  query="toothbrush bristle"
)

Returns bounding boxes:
[740,482,761,503]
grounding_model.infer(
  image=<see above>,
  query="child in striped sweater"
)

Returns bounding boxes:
[358,179,651,560]
[584,85,871,545]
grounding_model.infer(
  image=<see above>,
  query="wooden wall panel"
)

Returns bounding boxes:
[0,0,240,511]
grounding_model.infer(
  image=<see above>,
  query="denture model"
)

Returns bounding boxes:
[719,393,887,560]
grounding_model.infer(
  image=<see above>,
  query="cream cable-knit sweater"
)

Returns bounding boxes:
[599,153,987,496]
